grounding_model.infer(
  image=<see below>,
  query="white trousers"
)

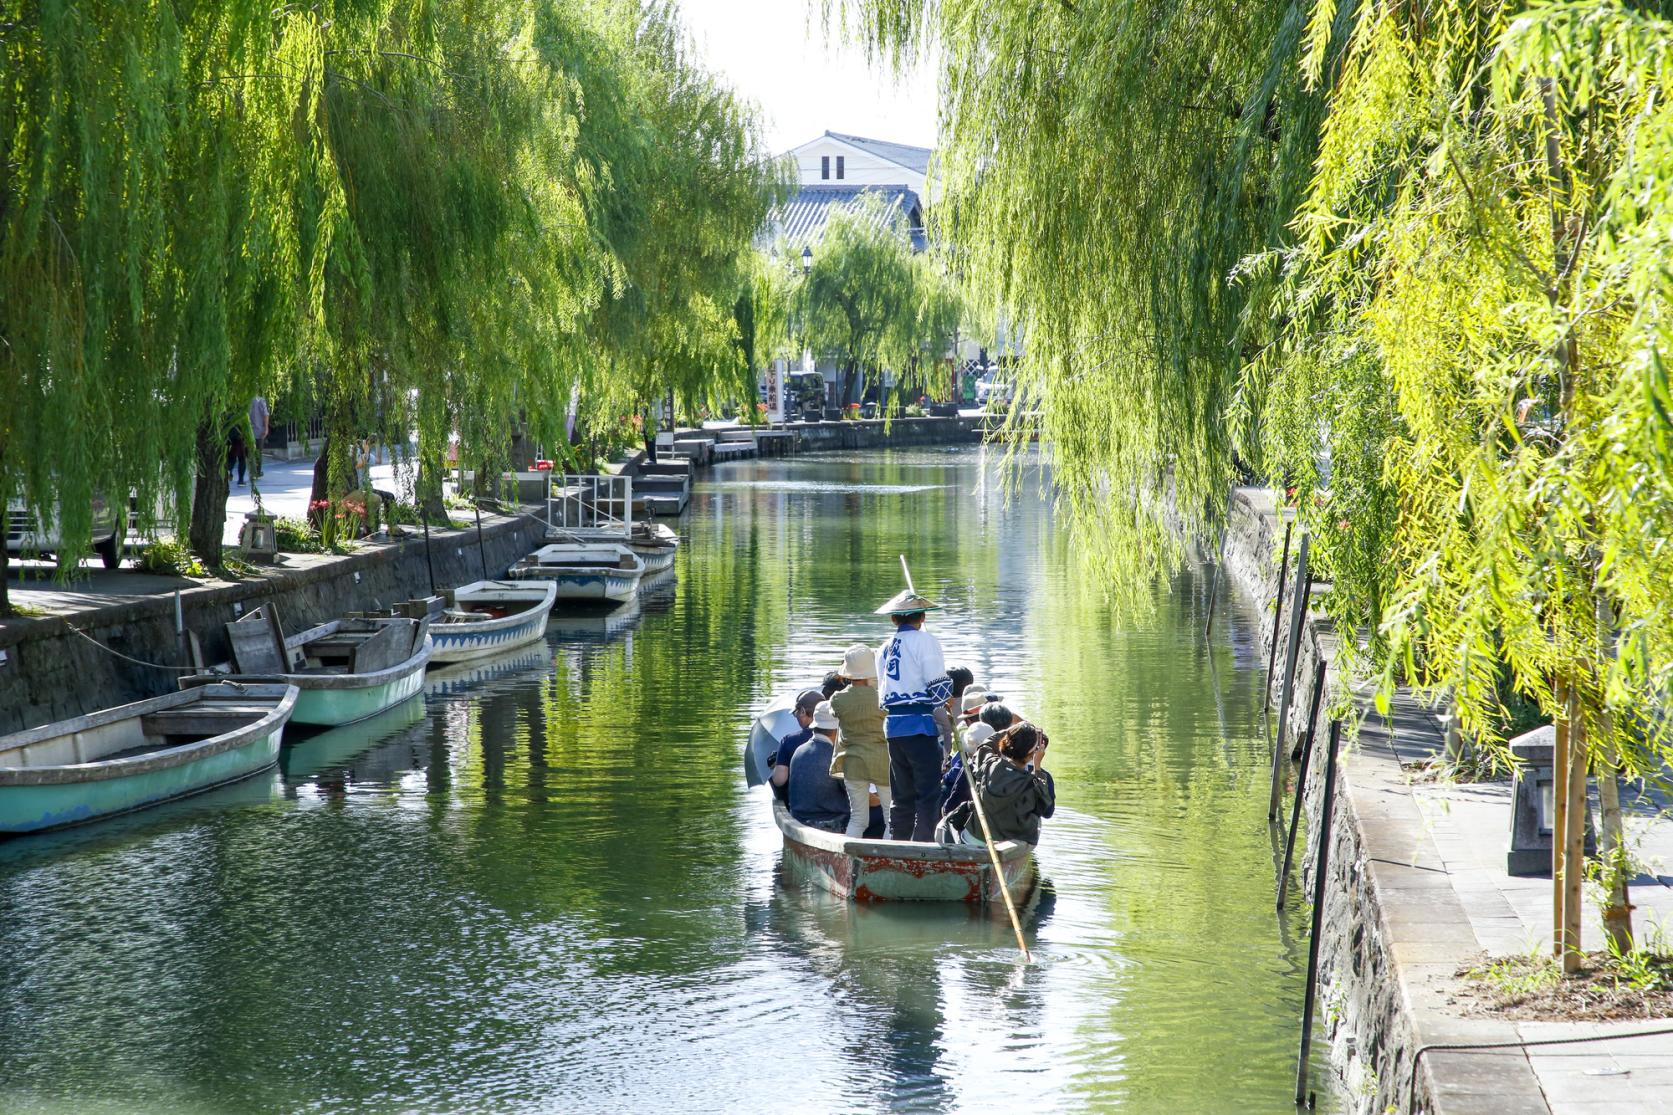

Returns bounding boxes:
[844,780,892,838]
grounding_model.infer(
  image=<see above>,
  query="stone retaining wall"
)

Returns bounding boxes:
[0,513,545,736]
[776,415,989,451]
[1222,487,1549,1115]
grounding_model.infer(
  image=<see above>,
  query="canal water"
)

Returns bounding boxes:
[0,447,1340,1114]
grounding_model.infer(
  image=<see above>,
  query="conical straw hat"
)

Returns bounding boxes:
[875,589,940,616]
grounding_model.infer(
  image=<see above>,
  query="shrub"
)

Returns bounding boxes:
[136,539,206,578]
[273,517,323,554]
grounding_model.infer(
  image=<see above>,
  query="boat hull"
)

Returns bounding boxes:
[773,801,1036,905]
[512,567,643,603]
[429,582,555,664]
[289,659,428,726]
[0,683,297,835]
[0,727,285,834]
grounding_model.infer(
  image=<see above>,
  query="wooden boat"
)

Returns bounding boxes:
[748,691,1036,905]
[547,522,679,573]
[0,682,298,834]
[773,800,1037,905]
[427,579,556,663]
[182,605,431,727]
[508,543,645,603]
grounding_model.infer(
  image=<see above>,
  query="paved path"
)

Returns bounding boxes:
[4,450,409,621]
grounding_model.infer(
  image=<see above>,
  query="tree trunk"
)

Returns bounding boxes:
[1598,730,1634,953]
[840,362,860,410]
[417,450,448,522]
[188,420,229,568]
[1562,685,1587,973]
[309,436,333,531]
[0,515,10,617]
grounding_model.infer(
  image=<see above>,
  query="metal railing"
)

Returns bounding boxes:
[544,473,633,536]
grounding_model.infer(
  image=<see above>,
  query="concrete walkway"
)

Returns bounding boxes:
[4,452,411,622]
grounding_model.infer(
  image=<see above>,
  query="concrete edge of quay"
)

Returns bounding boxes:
[1223,486,1552,1115]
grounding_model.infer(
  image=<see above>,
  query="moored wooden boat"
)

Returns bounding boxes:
[773,799,1037,905]
[427,579,556,663]
[0,682,298,834]
[182,606,431,727]
[547,522,679,573]
[508,543,645,603]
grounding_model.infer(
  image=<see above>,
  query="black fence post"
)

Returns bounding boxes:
[1265,518,1294,709]
[1278,659,1329,907]
[1295,719,1342,1108]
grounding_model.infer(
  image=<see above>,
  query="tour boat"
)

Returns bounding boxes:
[747,692,1037,905]
[182,606,431,727]
[0,682,298,834]
[771,800,1037,905]
[547,522,680,573]
[427,579,556,664]
[508,543,646,603]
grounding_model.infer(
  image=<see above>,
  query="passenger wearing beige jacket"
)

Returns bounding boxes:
[828,643,893,838]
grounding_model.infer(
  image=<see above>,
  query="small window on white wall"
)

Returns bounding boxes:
[821,156,830,180]
[836,156,845,180]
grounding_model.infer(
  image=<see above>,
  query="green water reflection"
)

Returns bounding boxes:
[0,448,1338,1114]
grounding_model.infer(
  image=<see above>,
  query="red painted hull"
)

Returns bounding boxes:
[773,800,1036,904]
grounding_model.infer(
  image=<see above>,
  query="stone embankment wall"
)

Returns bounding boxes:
[1217,492,1438,1111]
[781,415,989,451]
[0,514,545,735]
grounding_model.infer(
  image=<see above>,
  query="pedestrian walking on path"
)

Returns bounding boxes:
[248,396,270,479]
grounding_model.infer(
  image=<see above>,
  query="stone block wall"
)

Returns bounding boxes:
[0,513,545,735]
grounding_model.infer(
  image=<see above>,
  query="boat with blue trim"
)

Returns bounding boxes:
[428,579,556,663]
[508,542,646,603]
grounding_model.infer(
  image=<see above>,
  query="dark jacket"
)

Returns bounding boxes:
[967,743,1055,846]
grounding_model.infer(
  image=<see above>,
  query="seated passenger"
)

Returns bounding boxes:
[938,721,995,823]
[957,686,993,733]
[935,667,975,756]
[788,702,851,833]
[829,644,891,838]
[979,701,1019,735]
[769,689,824,803]
[953,722,1055,848]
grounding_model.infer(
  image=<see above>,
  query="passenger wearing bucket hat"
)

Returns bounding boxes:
[829,644,892,838]
[876,588,953,841]
[787,701,850,833]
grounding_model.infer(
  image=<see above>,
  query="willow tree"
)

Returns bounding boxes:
[559,2,786,445]
[829,0,1334,598]
[0,1,312,601]
[842,0,1673,963]
[1241,1,1673,958]
[795,196,932,407]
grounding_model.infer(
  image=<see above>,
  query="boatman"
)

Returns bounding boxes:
[875,588,954,842]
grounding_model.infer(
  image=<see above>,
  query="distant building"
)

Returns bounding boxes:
[785,130,934,199]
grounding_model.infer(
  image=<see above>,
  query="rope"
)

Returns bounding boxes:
[1405,1024,1673,1114]
[69,626,198,672]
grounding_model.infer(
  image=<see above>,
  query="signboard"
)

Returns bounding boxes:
[765,359,785,423]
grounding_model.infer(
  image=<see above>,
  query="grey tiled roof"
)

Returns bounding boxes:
[762,184,928,253]
[824,131,933,175]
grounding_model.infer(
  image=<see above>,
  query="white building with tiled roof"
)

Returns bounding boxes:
[785,130,933,198]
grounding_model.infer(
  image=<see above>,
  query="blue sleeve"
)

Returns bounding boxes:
[1038,770,1056,818]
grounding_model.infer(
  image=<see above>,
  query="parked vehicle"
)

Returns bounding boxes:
[785,372,826,421]
[975,376,1014,407]
[5,495,124,568]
